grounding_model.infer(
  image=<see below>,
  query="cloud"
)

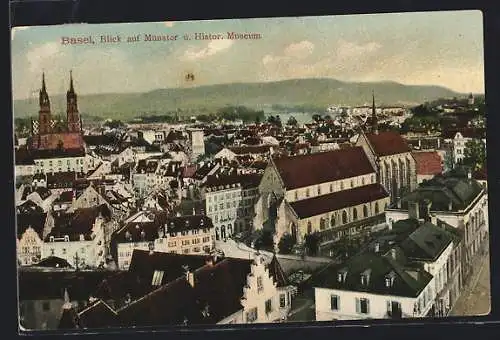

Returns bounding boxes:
[25,42,63,73]
[11,26,29,40]
[181,39,234,61]
[164,21,175,28]
[260,39,382,82]
[284,40,315,58]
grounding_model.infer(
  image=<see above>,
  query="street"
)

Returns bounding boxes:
[449,249,491,316]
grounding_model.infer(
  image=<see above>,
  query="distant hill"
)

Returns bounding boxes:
[13,78,464,120]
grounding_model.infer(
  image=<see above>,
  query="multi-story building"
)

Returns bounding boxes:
[202,173,262,240]
[314,217,463,320]
[442,129,486,165]
[255,146,390,248]
[42,205,109,268]
[385,170,488,282]
[113,212,216,270]
[16,201,47,266]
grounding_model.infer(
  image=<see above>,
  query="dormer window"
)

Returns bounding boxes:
[385,271,396,288]
[79,234,85,241]
[337,269,347,283]
[64,235,69,242]
[360,269,371,286]
[49,236,54,242]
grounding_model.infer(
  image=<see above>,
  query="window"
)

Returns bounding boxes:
[374,202,379,215]
[306,189,310,198]
[363,205,368,218]
[42,302,50,311]
[387,301,402,318]
[320,218,326,230]
[280,294,286,308]
[246,307,258,323]
[294,191,298,200]
[330,295,339,310]
[257,276,264,292]
[317,186,321,195]
[356,298,370,314]
[265,299,273,314]
[62,248,67,255]
[152,270,164,286]
[342,211,348,224]
[353,208,358,221]
[330,184,334,192]
[307,222,312,234]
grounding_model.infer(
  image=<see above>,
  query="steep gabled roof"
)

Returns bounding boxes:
[272,146,374,190]
[365,131,411,156]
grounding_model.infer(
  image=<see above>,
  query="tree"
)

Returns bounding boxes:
[287,116,298,126]
[254,230,274,251]
[312,114,323,123]
[304,232,320,256]
[278,234,295,254]
[463,139,486,171]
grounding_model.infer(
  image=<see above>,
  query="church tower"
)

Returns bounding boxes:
[66,71,81,133]
[371,90,379,135]
[38,72,52,135]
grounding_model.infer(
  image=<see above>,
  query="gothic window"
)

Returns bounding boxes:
[363,205,369,218]
[342,211,348,224]
[330,215,336,227]
[353,208,358,221]
[307,222,312,234]
[375,202,379,215]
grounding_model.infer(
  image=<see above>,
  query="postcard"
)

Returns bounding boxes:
[11,10,489,332]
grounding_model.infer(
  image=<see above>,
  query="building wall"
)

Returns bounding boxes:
[314,282,434,321]
[17,227,44,266]
[117,227,215,270]
[240,256,293,323]
[292,196,390,243]
[42,217,106,268]
[19,299,65,330]
[34,156,86,174]
[15,164,36,177]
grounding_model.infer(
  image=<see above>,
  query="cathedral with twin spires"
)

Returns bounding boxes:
[30,71,85,152]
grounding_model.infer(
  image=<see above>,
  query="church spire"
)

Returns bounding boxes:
[69,70,74,93]
[371,90,379,135]
[41,72,46,92]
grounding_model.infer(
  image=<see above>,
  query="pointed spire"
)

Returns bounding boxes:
[69,70,74,92]
[371,90,379,135]
[41,72,46,92]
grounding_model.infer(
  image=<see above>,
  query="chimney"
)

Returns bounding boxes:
[374,242,380,253]
[408,201,420,220]
[448,201,453,211]
[468,171,472,180]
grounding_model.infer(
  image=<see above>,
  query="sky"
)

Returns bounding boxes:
[11,10,484,100]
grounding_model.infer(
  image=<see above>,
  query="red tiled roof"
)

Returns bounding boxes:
[412,151,443,176]
[289,183,389,219]
[273,146,375,190]
[474,167,487,181]
[365,132,411,156]
[32,132,85,150]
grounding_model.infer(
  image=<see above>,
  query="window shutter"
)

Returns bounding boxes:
[366,299,370,314]
[387,300,392,313]
[355,298,360,313]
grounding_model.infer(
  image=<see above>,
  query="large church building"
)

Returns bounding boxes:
[15,72,87,176]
